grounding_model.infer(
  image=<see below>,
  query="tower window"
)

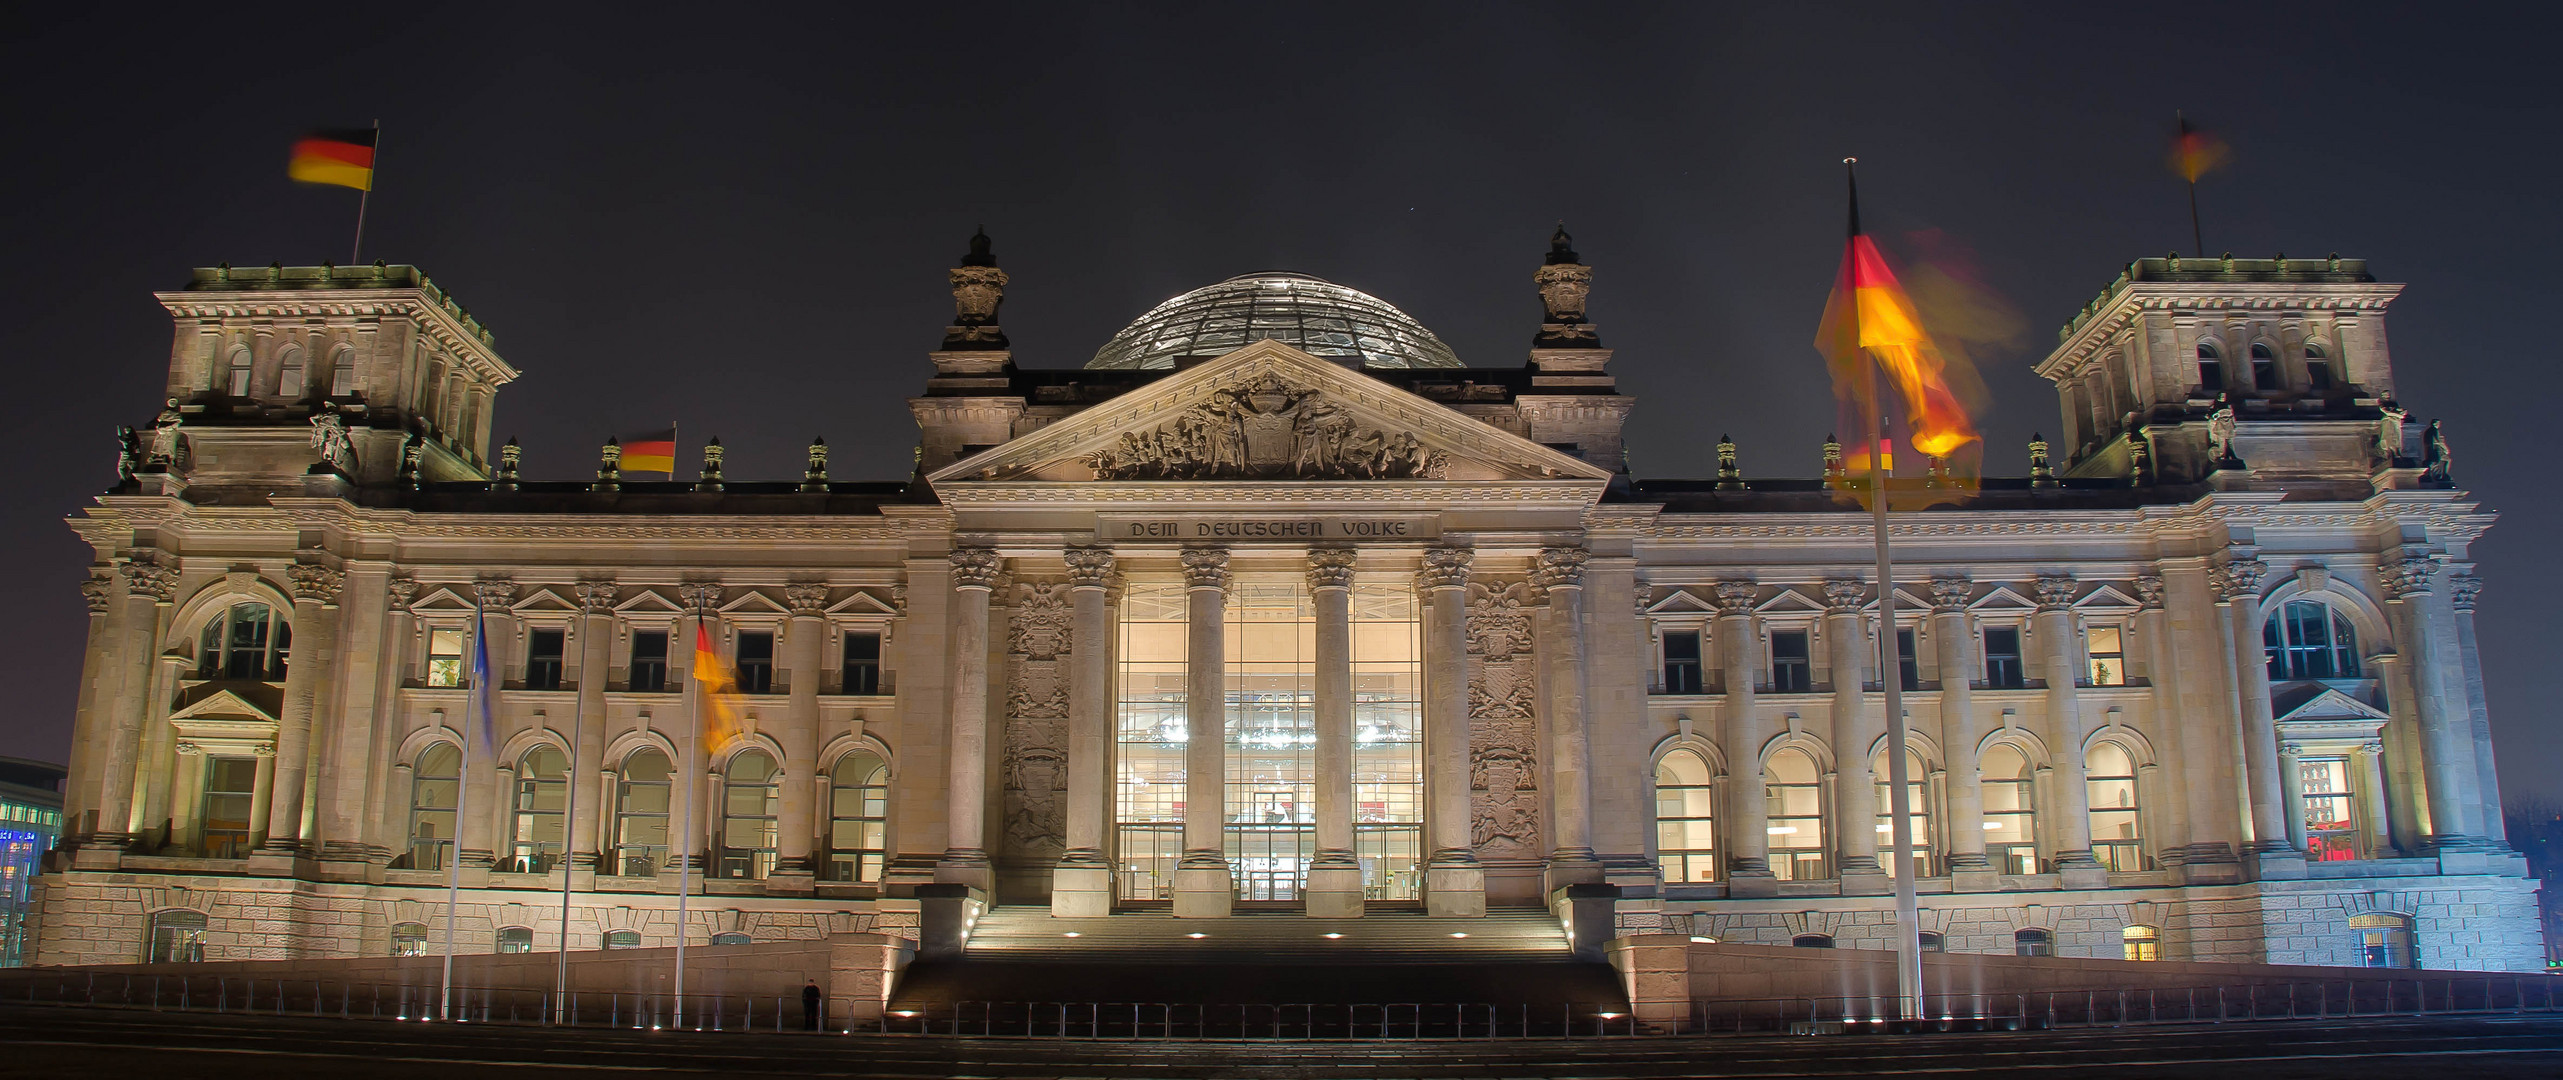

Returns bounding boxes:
[526,628,565,691]
[841,632,882,695]
[2195,343,2223,394]
[735,631,775,694]
[1769,630,1811,693]
[2250,343,2279,391]
[1662,630,1704,694]
[1982,627,2024,689]
[225,346,253,397]
[2304,345,2334,391]
[629,631,669,692]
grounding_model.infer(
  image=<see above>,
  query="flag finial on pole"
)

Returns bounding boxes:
[1844,157,1861,238]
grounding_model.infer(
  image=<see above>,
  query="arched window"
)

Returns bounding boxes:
[719,751,780,880]
[1981,744,2039,874]
[2250,342,2279,390]
[827,750,889,884]
[147,910,207,963]
[328,345,358,397]
[614,749,673,877]
[602,929,642,950]
[196,602,289,680]
[507,745,568,873]
[404,743,461,871]
[2303,344,2334,391]
[710,931,752,946]
[2350,912,2417,969]
[2087,742,2143,871]
[1873,748,1931,878]
[390,922,429,957]
[1790,934,1834,949]
[2195,342,2224,393]
[275,345,306,399]
[496,926,534,954]
[1917,930,1945,953]
[2014,928,2054,957]
[1765,748,1826,881]
[1655,749,1718,884]
[225,345,253,397]
[2264,599,2360,681]
[2122,924,2160,961]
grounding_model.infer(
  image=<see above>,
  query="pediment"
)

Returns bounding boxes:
[1969,586,2038,613]
[614,590,685,615]
[2274,686,2391,724]
[2072,584,2144,614]
[719,590,792,616]
[927,340,1612,487]
[1645,589,1718,615]
[826,590,899,616]
[510,587,576,613]
[410,586,476,612]
[1756,588,1828,615]
[170,687,279,725]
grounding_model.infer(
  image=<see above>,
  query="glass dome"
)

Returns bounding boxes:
[1087,272,1462,370]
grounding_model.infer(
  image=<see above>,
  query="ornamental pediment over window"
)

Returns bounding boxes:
[926,340,1611,488]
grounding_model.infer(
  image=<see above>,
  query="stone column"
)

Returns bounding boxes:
[1053,547,1118,917]
[1304,548,1363,918]
[2358,741,2391,858]
[2217,557,2300,872]
[1537,547,1603,893]
[2034,575,2105,885]
[259,563,344,856]
[1417,546,1484,917]
[1930,577,1990,887]
[1174,546,1234,918]
[2385,555,2483,850]
[314,566,392,868]
[2446,571,2505,845]
[770,583,829,893]
[1715,582,1775,896]
[360,576,421,861]
[84,552,176,859]
[938,548,1002,890]
[2276,740,2309,851]
[1821,579,1883,890]
[61,571,113,841]
[134,657,188,850]
[567,581,616,871]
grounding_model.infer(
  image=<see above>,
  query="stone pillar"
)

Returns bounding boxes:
[2165,566,2244,873]
[1537,547,1603,892]
[2385,555,2483,850]
[1174,546,1234,918]
[567,581,616,871]
[2034,575,2105,886]
[2446,570,2505,846]
[1304,548,1363,918]
[1053,547,1117,917]
[134,657,187,850]
[1820,580,1883,891]
[2277,740,2309,851]
[1715,582,1775,896]
[61,571,114,841]
[769,583,829,893]
[938,549,1002,890]
[2217,557,2300,874]
[2358,741,2391,858]
[83,552,176,858]
[360,577,421,861]
[259,563,344,855]
[1930,577,1990,888]
[314,566,392,868]
[1417,546,1484,917]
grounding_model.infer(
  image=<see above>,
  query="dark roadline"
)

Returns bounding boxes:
[4,1002,2562,1078]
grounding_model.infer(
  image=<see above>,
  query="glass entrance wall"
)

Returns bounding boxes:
[1226,579,1315,900]
[1114,581,1190,901]
[1350,581,1423,899]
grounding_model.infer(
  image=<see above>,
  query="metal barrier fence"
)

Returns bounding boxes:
[6,971,2561,1039]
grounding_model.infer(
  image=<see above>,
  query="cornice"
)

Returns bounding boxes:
[157,289,518,385]
[2039,281,2405,378]
[932,479,1609,508]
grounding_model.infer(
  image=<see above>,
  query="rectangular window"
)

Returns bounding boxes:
[2301,757,2358,861]
[525,628,565,691]
[629,631,669,693]
[2086,625,2126,686]
[1894,628,1920,691]
[426,628,465,688]
[1661,630,1703,694]
[201,757,257,859]
[841,632,882,695]
[734,632,775,694]
[1769,630,1812,693]
[1983,627,2025,689]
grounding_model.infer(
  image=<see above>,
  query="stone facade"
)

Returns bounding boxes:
[33,243,2540,973]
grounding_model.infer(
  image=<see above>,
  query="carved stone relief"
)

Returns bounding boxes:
[1081,374,1449,480]
[1466,579,1542,858]
[1001,579,1072,861]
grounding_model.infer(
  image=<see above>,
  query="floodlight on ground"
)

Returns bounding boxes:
[1450,932,1468,938]
[1187,932,1206,939]
[1323,932,1343,939]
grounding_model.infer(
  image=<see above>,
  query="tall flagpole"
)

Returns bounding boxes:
[352,119,378,265]
[673,609,699,1028]
[439,597,477,1021]
[553,652,584,1022]
[1847,158,1925,1022]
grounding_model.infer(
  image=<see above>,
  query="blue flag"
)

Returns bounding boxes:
[470,602,499,756]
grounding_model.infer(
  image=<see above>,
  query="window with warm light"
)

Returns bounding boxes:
[426,628,465,688]
[2351,912,2416,968]
[614,749,672,876]
[1655,749,1718,883]
[404,742,460,871]
[1765,748,1826,880]
[390,922,429,957]
[2087,742,2142,870]
[719,751,781,879]
[2085,625,2126,686]
[2301,756,2358,861]
[1873,748,1931,877]
[1981,744,2039,874]
[2122,924,2159,961]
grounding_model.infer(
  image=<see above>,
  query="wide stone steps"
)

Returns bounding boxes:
[960,907,1576,964]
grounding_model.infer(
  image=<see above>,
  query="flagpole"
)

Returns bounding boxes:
[440,596,475,1021]
[553,652,584,1023]
[673,609,698,1029]
[2177,111,2204,257]
[352,119,378,265]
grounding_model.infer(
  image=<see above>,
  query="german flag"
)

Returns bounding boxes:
[619,427,677,476]
[692,623,744,751]
[288,128,377,191]
[2171,112,2228,184]
[1814,162,1979,463]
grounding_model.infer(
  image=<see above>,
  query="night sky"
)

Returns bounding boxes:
[4,4,2556,802]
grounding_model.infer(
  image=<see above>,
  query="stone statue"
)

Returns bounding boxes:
[2422,419,2452,483]
[146,398,185,467]
[1082,374,1448,481]
[309,409,358,475]
[113,425,139,483]
[2206,398,2238,465]
[2376,402,2410,465]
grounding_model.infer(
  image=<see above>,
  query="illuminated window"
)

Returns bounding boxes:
[1765,748,1826,880]
[496,926,534,954]
[1873,749,1931,878]
[2014,928,2053,956]
[2265,600,2359,681]
[2087,742,2143,871]
[614,749,672,877]
[1769,631,1811,693]
[405,743,460,871]
[426,628,465,688]
[507,745,568,872]
[1654,749,1718,884]
[718,751,780,880]
[147,910,206,963]
[390,922,429,957]
[2123,924,2160,961]
[2351,912,2416,968]
[2085,625,2126,686]
[2301,756,2358,861]
[1982,744,2039,874]
[1661,630,1703,694]
[196,603,289,680]
[199,757,256,859]
[827,751,889,883]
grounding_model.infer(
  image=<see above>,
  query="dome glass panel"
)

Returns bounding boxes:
[1087,272,1462,370]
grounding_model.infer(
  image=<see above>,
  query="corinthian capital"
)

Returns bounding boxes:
[2383,553,2436,600]
[80,572,113,614]
[1305,548,1357,591]
[1928,575,1973,613]
[677,582,725,612]
[1712,580,1757,615]
[1822,578,1867,613]
[2448,572,2482,613]
[785,583,830,615]
[2033,573,2077,611]
[2215,558,2267,601]
[119,553,176,602]
[1181,546,1232,591]
[387,574,420,608]
[1414,546,1473,591]
[288,563,345,605]
[949,548,1003,591]
[575,580,618,613]
[2134,575,2165,610]
[1065,546,1117,588]
[473,577,518,608]
[1532,546,1590,591]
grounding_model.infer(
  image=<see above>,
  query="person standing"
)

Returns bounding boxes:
[801,980,822,1032]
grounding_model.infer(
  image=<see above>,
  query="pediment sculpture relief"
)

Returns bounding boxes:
[1082,375,1449,480]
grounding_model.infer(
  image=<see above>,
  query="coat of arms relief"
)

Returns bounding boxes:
[1081,374,1450,480]
[1001,581,1073,862]
[1467,580,1543,859]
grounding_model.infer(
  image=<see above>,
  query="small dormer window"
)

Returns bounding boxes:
[2250,343,2279,391]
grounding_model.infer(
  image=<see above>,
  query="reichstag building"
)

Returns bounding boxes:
[32,229,2542,972]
